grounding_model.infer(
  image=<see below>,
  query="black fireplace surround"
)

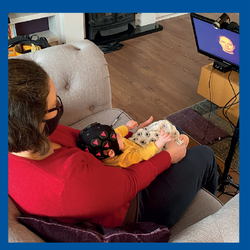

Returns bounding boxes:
[86,13,136,41]
[85,13,163,48]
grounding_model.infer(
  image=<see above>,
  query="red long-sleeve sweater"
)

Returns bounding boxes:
[8,124,172,228]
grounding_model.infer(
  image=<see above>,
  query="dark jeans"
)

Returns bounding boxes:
[138,127,218,229]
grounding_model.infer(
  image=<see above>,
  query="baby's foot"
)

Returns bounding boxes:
[179,134,189,146]
[137,116,153,130]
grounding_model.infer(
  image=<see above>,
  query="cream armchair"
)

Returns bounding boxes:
[8,40,239,242]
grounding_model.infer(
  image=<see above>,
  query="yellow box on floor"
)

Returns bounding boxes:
[197,63,239,126]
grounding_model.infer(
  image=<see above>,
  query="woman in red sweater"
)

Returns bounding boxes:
[8,58,218,229]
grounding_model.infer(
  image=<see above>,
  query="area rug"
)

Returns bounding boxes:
[166,108,229,145]
[165,100,239,173]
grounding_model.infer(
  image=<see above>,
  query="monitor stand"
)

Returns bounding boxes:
[218,118,239,196]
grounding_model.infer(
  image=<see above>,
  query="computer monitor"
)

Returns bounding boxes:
[190,13,239,72]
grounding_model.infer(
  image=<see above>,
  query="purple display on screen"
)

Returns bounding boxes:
[193,18,239,66]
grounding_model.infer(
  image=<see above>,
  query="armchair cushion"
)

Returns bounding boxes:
[169,193,239,242]
[169,188,223,239]
[17,214,170,243]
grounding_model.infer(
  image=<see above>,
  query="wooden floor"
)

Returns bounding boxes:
[104,13,239,204]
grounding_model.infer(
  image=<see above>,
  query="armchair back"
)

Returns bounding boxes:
[16,40,112,127]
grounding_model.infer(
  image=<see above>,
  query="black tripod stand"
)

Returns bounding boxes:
[218,118,239,196]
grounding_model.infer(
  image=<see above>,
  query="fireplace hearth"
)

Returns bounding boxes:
[85,13,163,46]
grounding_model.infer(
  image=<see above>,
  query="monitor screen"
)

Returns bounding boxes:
[190,13,239,71]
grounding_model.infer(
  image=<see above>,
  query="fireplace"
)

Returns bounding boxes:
[85,13,136,43]
[85,13,163,53]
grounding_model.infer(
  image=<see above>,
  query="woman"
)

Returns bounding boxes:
[8,58,218,229]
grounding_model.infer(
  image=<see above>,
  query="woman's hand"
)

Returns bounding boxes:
[165,138,187,164]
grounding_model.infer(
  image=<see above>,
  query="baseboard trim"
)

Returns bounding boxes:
[156,13,187,22]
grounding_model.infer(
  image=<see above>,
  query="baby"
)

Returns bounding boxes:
[76,116,189,168]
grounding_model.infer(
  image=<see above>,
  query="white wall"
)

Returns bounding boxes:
[60,13,85,44]
[136,13,187,26]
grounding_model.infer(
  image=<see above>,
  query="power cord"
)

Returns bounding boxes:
[111,111,124,128]
[222,92,239,128]
[202,67,216,142]
[220,70,239,129]
[204,68,239,141]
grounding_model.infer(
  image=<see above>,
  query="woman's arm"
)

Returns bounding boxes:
[60,149,171,222]
[55,124,186,225]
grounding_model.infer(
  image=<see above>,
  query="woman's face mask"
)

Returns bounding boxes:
[44,95,63,136]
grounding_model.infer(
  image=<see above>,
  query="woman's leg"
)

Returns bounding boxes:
[138,145,218,228]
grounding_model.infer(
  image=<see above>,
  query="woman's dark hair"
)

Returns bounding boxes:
[8,58,50,155]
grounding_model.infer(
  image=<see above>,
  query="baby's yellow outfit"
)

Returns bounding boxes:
[102,125,159,168]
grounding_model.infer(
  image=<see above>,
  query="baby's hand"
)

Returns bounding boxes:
[159,128,172,143]
[126,120,138,131]
[155,128,172,149]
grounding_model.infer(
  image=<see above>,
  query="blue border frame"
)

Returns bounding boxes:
[3,0,249,249]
